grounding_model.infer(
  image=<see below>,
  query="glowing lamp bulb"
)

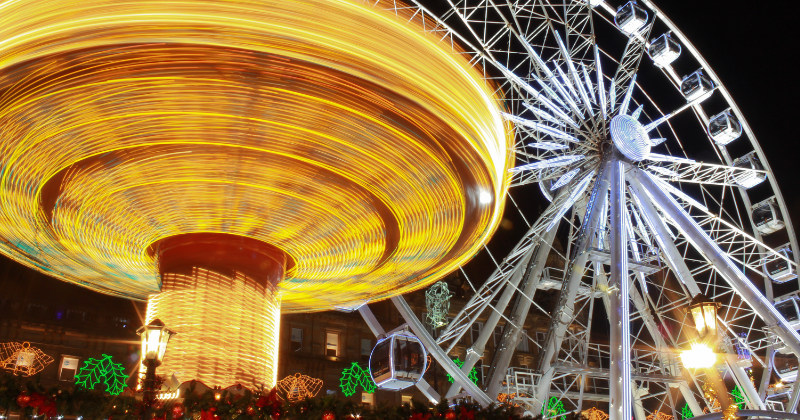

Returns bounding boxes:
[478,191,492,204]
[681,343,716,369]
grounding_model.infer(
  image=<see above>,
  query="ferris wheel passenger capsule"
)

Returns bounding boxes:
[764,245,796,283]
[680,69,714,102]
[369,330,427,390]
[773,351,799,382]
[732,151,767,189]
[751,197,785,235]
[774,294,800,329]
[707,109,742,145]
[648,33,681,67]
[614,2,648,35]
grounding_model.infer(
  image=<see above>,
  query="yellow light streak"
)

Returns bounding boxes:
[146,268,282,388]
[0,0,511,313]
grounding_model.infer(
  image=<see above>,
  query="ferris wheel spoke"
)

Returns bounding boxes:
[529,159,611,413]
[435,185,579,349]
[607,23,653,114]
[630,166,800,357]
[646,161,769,187]
[391,296,494,407]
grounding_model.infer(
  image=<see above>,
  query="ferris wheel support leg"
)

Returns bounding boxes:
[445,227,558,399]
[609,159,632,420]
[630,167,800,357]
[357,304,442,403]
[676,382,705,416]
[722,353,766,410]
[390,295,494,407]
[626,179,702,297]
[787,382,800,413]
[530,164,612,415]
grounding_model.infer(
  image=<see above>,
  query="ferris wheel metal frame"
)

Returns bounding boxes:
[355,0,800,417]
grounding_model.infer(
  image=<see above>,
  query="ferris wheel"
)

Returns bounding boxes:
[356,0,800,417]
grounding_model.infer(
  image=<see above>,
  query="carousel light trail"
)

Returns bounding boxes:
[0,0,511,388]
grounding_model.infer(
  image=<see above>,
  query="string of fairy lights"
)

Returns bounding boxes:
[0,0,512,312]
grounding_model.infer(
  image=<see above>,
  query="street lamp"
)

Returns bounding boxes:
[137,319,175,420]
[689,294,720,342]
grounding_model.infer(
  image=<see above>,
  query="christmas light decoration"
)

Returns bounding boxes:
[581,407,609,420]
[276,373,323,403]
[74,354,129,396]
[425,282,452,328]
[542,397,566,420]
[445,359,478,384]
[0,0,511,389]
[339,363,376,397]
[0,342,53,377]
[681,404,694,420]
[731,385,746,410]
[646,412,674,420]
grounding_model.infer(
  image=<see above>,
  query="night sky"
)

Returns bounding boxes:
[1,0,800,309]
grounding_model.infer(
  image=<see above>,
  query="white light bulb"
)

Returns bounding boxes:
[478,191,492,204]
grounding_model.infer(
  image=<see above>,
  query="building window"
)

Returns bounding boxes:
[470,322,483,343]
[291,328,303,352]
[59,356,80,381]
[326,332,339,357]
[361,339,372,357]
[361,392,374,406]
[401,394,413,405]
[536,331,547,347]
[493,326,503,347]
[516,330,530,352]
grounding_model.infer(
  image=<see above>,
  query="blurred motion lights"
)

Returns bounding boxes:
[0,0,511,389]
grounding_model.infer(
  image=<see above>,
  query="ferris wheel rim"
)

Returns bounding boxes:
[361,0,800,414]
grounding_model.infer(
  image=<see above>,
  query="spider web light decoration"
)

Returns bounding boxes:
[0,342,54,376]
[425,282,452,328]
[276,373,323,402]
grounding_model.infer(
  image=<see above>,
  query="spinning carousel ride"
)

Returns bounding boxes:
[0,0,511,389]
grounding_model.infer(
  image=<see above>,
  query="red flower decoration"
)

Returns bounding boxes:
[16,393,31,408]
[172,403,185,419]
[322,411,336,420]
[28,392,46,408]
[458,407,475,420]
[444,410,457,420]
[200,408,219,420]
[411,413,431,420]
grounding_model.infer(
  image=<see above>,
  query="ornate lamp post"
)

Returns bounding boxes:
[684,296,738,420]
[137,319,175,420]
[689,295,721,343]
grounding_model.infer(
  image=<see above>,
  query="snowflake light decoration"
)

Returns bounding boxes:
[75,354,129,395]
[276,373,323,402]
[425,282,452,328]
[0,342,54,376]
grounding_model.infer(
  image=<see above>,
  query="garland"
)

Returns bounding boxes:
[0,373,536,420]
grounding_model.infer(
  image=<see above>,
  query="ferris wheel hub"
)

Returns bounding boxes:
[610,114,651,161]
